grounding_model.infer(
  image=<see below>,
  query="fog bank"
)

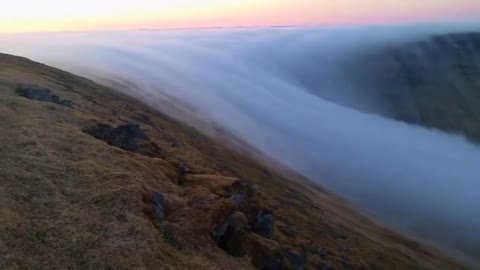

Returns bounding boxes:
[1,24,480,262]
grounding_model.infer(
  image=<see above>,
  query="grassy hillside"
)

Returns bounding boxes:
[364,32,480,142]
[0,53,468,269]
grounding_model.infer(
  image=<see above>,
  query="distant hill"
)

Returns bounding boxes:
[361,32,480,142]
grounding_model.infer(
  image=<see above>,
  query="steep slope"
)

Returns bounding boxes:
[299,31,480,143]
[340,32,480,142]
[0,53,468,269]
[382,32,480,142]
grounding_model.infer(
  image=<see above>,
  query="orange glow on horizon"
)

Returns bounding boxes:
[1,0,479,33]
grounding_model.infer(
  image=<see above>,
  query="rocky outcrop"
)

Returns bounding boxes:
[84,123,164,157]
[284,250,307,270]
[152,192,166,220]
[16,85,74,107]
[213,211,250,256]
[251,210,275,239]
[142,191,167,222]
[211,179,285,268]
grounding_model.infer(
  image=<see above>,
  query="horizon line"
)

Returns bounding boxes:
[1,19,479,35]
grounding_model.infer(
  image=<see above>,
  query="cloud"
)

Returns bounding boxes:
[1,23,480,263]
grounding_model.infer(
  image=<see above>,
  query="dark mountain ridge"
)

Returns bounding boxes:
[344,31,480,142]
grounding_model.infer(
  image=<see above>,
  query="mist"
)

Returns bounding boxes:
[1,24,480,263]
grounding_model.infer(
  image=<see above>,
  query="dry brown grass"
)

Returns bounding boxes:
[0,53,469,269]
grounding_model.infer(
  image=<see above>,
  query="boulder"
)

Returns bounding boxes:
[224,178,253,195]
[16,85,74,108]
[246,236,283,270]
[284,250,307,270]
[251,210,275,239]
[152,192,166,220]
[213,211,249,256]
[84,123,164,158]
[176,164,193,185]
[229,211,249,229]
[232,194,247,208]
[260,255,283,270]
[223,178,253,209]
[86,123,146,151]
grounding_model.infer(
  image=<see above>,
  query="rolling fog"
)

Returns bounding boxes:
[1,24,480,262]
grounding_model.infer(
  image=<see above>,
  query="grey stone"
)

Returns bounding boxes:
[85,123,164,158]
[252,210,275,239]
[16,85,74,108]
[260,255,283,270]
[284,250,307,270]
[152,192,166,220]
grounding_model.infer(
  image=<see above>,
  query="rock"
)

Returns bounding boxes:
[59,99,74,107]
[341,256,353,270]
[316,248,327,258]
[16,85,74,108]
[176,164,192,185]
[213,211,249,256]
[229,211,249,229]
[223,179,253,209]
[260,255,283,270]
[159,223,176,246]
[231,194,247,208]
[224,178,253,195]
[213,222,229,244]
[307,246,328,258]
[278,225,296,238]
[87,123,146,150]
[284,250,307,270]
[251,210,275,239]
[244,233,283,270]
[84,123,164,157]
[315,263,336,270]
[178,164,192,175]
[152,192,166,220]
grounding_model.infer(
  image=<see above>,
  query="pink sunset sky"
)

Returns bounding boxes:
[1,0,479,33]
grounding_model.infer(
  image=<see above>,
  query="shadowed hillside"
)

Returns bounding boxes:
[386,32,480,141]
[0,53,469,269]
[344,32,480,142]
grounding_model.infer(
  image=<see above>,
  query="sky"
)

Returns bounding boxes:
[1,0,480,33]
